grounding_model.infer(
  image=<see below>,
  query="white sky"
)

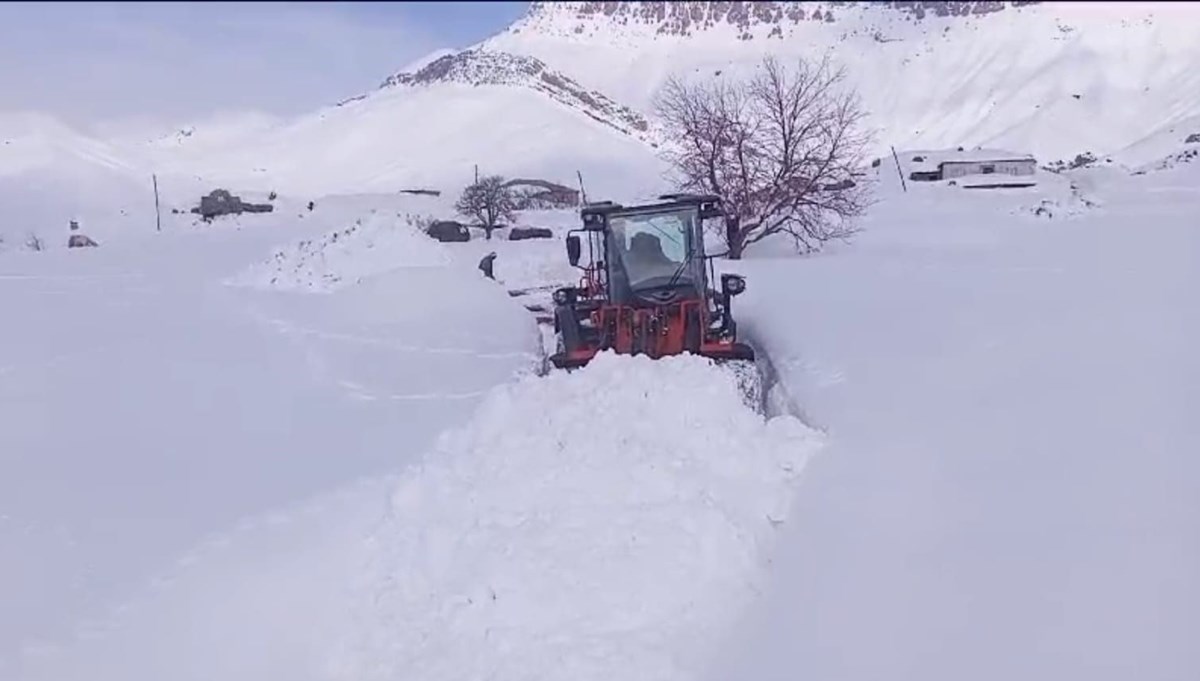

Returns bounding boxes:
[0,2,461,135]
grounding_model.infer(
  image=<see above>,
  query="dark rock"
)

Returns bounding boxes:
[508,227,554,241]
[512,1,1035,38]
[378,50,652,142]
[1186,133,1200,144]
[426,220,471,243]
[68,233,99,248]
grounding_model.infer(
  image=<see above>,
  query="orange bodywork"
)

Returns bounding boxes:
[557,298,750,368]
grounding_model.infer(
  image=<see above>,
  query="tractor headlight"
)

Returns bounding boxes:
[722,274,746,297]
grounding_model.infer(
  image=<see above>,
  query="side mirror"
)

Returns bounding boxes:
[721,273,746,297]
[566,235,582,267]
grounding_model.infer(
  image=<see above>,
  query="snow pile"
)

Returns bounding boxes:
[452,209,581,289]
[332,351,820,681]
[226,212,451,292]
[1022,180,1101,221]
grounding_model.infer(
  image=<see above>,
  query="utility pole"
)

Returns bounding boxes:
[890,145,908,193]
[576,170,588,205]
[474,164,479,184]
[152,174,162,231]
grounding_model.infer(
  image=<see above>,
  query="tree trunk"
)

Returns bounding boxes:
[725,215,744,259]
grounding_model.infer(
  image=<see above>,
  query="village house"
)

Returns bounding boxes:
[907,149,1037,183]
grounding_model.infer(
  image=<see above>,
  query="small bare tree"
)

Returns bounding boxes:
[654,55,872,258]
[25,232,45,252]
[456,175,517,240]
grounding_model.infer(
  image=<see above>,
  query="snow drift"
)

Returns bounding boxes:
[330,351,821,681]
[227,211,452,292]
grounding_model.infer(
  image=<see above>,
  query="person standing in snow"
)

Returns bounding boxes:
[478,251,497,280]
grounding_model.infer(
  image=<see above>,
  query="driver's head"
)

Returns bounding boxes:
[629,232,666,260]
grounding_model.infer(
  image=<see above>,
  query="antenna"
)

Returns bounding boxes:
[576,170,588,206]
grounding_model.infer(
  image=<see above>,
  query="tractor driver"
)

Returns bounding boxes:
[624,231,678,281]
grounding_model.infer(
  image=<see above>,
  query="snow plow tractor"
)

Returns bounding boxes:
[548,194,756,370]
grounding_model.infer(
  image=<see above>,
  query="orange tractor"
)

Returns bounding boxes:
[549,194,756,370]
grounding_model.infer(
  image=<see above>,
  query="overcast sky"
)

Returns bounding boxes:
[0,1,528,134]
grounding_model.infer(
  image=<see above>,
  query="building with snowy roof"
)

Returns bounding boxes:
[906,149,1037,183]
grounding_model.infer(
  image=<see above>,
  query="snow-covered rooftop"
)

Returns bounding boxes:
[902,148,1037,174]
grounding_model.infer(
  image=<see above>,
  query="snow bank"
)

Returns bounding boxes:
[226,212,450,292]
[332,351,821,681]
[454,209,581,289]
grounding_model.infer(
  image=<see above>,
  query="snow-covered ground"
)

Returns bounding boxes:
[707,162,1200,681]
[0,200,540,678]
[4,194,822,681]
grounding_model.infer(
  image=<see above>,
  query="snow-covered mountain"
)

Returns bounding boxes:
[3,1,1200,239]
[486,1,1200,163]
[134,47,667,201]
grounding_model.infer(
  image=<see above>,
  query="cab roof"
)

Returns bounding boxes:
[580,193,722,223]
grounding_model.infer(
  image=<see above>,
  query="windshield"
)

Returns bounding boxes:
[608,209,695,288]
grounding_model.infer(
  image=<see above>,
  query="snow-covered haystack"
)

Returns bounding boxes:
[334,351,820,681]
[226,212,450,292]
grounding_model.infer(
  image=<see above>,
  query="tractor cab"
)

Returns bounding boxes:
[550,194,755,370]
[595,198,707,308]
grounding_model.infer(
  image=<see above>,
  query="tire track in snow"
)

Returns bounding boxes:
[37,474,402,679]
[245,307,535,360]
[236,302,540,403]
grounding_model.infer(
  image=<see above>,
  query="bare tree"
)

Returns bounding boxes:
[654,55,872,258]
[456,175,517,240]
